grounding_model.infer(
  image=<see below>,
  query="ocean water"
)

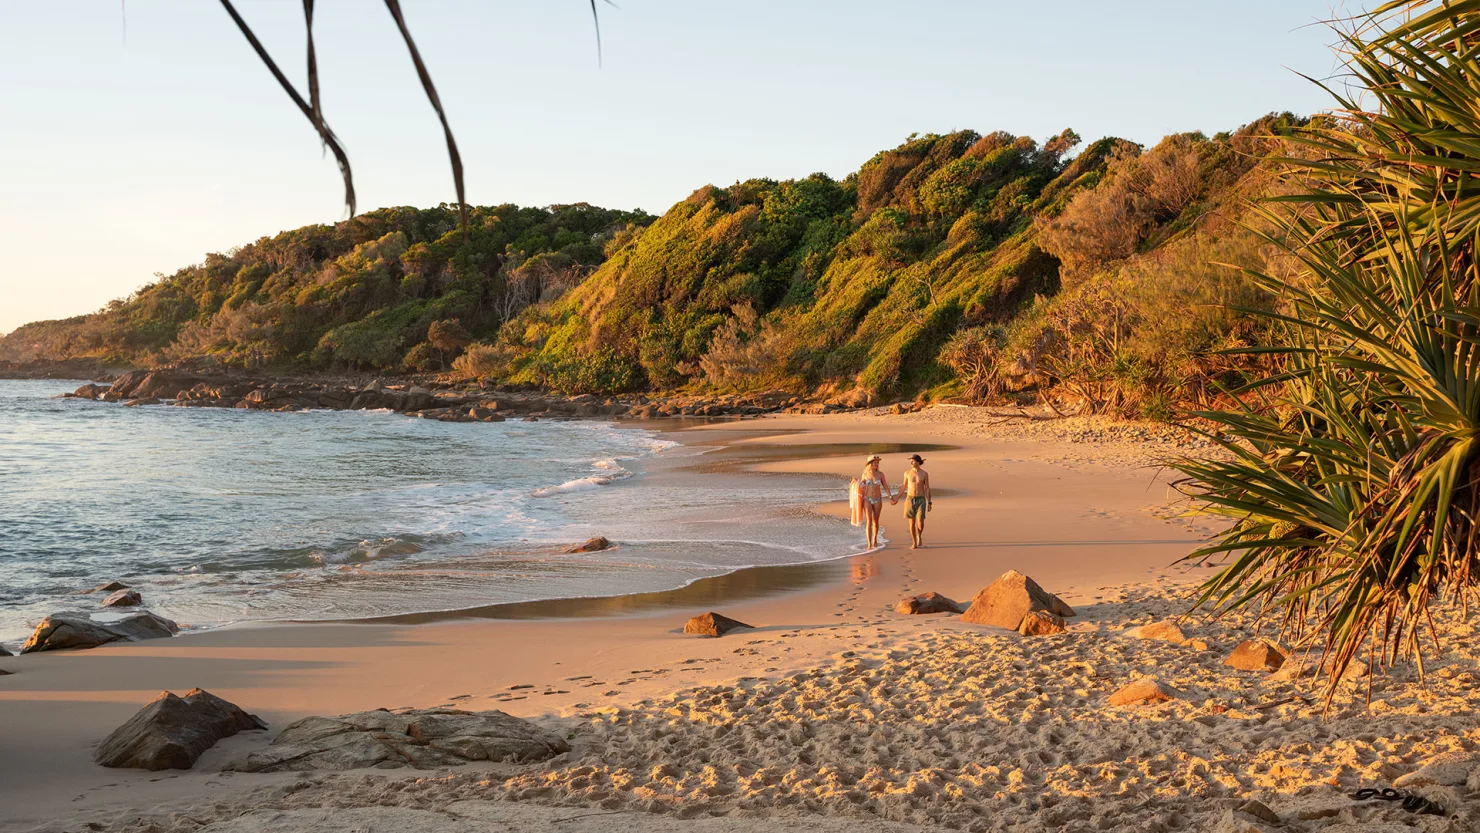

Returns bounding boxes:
[0,379,859,643]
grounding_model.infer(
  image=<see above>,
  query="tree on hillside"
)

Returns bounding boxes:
[427,318,472,367]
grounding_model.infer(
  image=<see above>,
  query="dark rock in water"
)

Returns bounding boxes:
[960,570,1075,631]
[102,589,143,608]
[123,397,161,407]
[107,369,151,398]
[94,688,267,770]
[132,370,209,400]
[73,383,109,400]
[566,536,613,553]
[227,708,568,772]
[20,611,179,653]
[894,592,963,615]
[86,581,130,594]
[683,612,753,637]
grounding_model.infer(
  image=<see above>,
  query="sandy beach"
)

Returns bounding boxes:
[2,408,1475,833]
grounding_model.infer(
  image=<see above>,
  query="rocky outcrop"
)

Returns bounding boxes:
[960,570,1074,631]
[1017,610,1066,636]
[73,383,110,400]
[94,688,267,770]
[1124,620,1186,644]
[1225,639,1285,672]
[227,708,569,772]
[683,612,753,637]
[86,580,130,594]
[20,611,178,653]
[102,588,143,608]
[566,536,613,553]
[1107,678,1180,707]
[66,373,826,421]
[894,592,964,615]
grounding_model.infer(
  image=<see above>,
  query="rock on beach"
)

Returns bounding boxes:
[228,708,569,772]
[20,611,179,653]
[960,570,1074,631]
[1225,639,1286,672]
[1124,620,1186,644]
[1017,610,1066,635]
[94,688,267,770]
[1107,678,1180,707]
[683,612,753,637]
[566,536,613,553]
[894,592,964,615]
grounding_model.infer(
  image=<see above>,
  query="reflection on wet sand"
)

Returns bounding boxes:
[352,558,850,624]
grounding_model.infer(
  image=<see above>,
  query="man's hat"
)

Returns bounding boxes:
[909,454,925,464]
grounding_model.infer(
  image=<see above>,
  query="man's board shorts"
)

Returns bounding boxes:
[905,496,928,520]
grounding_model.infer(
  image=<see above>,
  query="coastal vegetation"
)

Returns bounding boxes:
[0,204,652,372]
[1,117,1303,418]
[1177,1,1480,699]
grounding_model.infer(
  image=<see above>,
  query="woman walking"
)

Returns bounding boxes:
[857,454,892,550]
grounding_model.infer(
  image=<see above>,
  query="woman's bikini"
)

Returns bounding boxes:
[861,473,884,506]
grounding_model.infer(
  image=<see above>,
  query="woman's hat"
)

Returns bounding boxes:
[865,454,882,463]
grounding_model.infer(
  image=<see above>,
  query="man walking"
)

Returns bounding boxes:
[901,454,932,549]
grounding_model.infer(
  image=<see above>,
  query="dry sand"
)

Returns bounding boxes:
[2,408,1475,833]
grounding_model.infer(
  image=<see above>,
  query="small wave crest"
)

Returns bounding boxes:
[533,460,634,497]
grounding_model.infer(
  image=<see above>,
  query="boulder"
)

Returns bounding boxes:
[109,611,180,641]
[227,708,568,773]
[683,612,753,638]
[73,383,109,400]
[102,588,143,608]
[1125,620,1187,644]
[1017,610,1066,636]
[86,580,130,594]
[94,688,267,770]
[123,398,161,407]
[1107,678,1180,707]
[107,369,151,398]
[960,570,1074,630]
[565,536,613,553]
[20,611,178,653]
[21,614,129,653]
[894,592,964,615]
[1393,752,1480,788]
[1225,639,1286,673]
[130,370,208,399]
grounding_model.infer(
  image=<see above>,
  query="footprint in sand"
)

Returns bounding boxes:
[508,684,534,690]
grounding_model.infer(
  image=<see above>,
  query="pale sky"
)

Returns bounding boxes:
[0,1,1349,335]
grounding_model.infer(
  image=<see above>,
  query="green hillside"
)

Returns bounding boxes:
[1,115,1303,416]
[0,203,653,371]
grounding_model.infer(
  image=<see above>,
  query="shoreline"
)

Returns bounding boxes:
[13,409,1468,833]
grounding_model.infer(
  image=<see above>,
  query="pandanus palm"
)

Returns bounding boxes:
[1175,1,1480,700]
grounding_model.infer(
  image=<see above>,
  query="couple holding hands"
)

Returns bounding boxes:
[849,453,932,550]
